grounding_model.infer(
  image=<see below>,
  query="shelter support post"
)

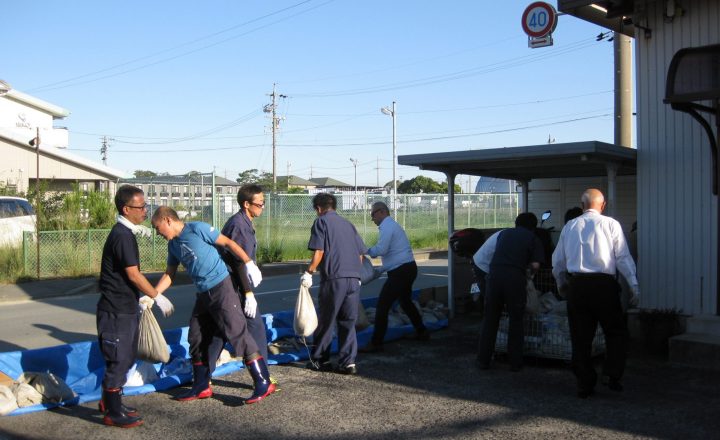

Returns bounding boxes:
[606,163,618,218]
[519,180,529,212]
[446,172,456,318]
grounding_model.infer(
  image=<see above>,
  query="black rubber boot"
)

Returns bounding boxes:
[176,362,213,401]
[99,388,138,416]
[102,388,143,428]
[244,356,276,404]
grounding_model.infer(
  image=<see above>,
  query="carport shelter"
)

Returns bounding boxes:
[399,140,637,316]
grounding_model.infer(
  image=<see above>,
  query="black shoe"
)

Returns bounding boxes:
[306,360,333,372]
[414,329,431,341]
[359,342,384,353]
[577,388,595,399]
[334,364,357,375]
[606,379,623,392]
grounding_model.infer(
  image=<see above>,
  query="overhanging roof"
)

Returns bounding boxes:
[557,0,644,37]
[398,141,636,181]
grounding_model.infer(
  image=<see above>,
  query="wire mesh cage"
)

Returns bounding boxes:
[494,268,606,360]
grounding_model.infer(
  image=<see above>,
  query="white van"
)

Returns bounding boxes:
[0,197,36,247]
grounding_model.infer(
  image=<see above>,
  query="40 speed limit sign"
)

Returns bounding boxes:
[521,2,558,38]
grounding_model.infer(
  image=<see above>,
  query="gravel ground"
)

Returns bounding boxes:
[1,310,718,440]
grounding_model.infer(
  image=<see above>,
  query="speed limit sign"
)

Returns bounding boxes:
[521,2,558,38]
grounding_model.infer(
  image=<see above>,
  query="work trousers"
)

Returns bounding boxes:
[97,310,139,389]
[312,277,360,368]
[477,266,527,368]
[566,273,627,392]
[188,276,259,366]
[372,261,424,345]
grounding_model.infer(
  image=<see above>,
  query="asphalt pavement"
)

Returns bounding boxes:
[1,250,719,439]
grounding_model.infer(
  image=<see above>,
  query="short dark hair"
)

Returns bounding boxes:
[564,206,583,224]
[312,192,336,211]
[515,212,538,230]
[151,205,180,222]
[115,185,143,214]
[237,184,263,206]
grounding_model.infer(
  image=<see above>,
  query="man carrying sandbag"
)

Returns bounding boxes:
[151,206,275,404]
[97,185,174,428]
[361,201,429,353]
[304,193,367,375]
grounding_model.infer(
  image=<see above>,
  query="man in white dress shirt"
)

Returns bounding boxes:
[552,189,640,398]
[361,202,428,353]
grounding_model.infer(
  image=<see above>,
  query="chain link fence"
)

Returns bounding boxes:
[21,192,518,278]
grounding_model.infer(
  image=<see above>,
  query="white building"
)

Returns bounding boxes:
[0,80,123,194]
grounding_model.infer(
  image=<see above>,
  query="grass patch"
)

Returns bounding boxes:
[0,246,24,284]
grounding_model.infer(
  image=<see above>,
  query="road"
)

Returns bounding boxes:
[0,259,449,352]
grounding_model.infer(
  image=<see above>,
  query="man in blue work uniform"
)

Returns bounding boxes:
[361,201,428,353]
[303,193,367,375]
[213,184,274,381]
[151,206,275,404]
[97,185,174,428]
[477,212,544,372]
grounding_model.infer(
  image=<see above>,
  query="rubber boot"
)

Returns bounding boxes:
[175,362,213,401]
[102,388,143,428]
[244,357,276,404]
[99,388,138,416]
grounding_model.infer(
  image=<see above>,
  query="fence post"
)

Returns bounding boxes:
[23,231,28,276]
[88,229,92,273]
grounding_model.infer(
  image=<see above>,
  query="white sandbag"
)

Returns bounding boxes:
[525,278,541,314]
[0,385,18,415]
[125,361,160,387]
[13,382,44,407]
[539,292,559,314]
[356,301,371,331]
[216,349,237,367]
[17,372,75,404]
[137,307,170,363]
[294,284,318,337]
[360,256,382,285]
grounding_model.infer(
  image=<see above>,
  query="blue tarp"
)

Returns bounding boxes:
[0,293,447,416]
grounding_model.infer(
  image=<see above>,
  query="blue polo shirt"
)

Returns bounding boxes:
[308,210,367,281]
[167,222,229,292]
[221,210,256,262]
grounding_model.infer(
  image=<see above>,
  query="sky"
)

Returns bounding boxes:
[3,1,626,189]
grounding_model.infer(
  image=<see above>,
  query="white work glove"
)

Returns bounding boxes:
[246,261,263,288]
[243,293,257,319]
[138,295,154,311]
[628,285,640,308]
[301,271,313,288]
[154,294,175,317]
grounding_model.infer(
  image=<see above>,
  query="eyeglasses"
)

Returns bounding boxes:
[250,202,265,208]
[126,203,149,210]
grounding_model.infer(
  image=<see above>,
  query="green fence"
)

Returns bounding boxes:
[21,193,518,279]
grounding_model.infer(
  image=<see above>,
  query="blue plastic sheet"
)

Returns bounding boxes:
[0,294,447,416]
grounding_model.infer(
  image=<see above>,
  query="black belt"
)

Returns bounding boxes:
[568,272,615,279]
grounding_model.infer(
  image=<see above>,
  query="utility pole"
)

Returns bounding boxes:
[310,164,313,179]
[264,83,287,192]
[376,156,380,188]
[286,161,291,191]
[100,136,114,165]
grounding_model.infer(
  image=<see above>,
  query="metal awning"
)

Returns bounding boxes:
[398,141,636,181]
[399,140,636,317]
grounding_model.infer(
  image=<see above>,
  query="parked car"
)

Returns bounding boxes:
[0,196,36,247]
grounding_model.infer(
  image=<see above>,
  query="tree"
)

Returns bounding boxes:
[396,176,462,194]
[236,169,274,189]
[133,170,157,178]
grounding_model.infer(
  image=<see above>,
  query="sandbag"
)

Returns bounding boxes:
[137,307,170,363]
[0,385,18,415]
[525,278,541,314]
[294,284,318,337]
[360,256,382,285]
[17,372,75,404]
[355,301,370,331]
[12,382,43,407]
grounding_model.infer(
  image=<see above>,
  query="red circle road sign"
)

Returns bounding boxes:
[521,2,558,38]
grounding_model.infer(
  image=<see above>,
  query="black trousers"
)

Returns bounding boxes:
[97,310,139,389]
[188,276,259,365]
[477,266,526,368]
[566,273,627,391]
[371,261,424,346]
